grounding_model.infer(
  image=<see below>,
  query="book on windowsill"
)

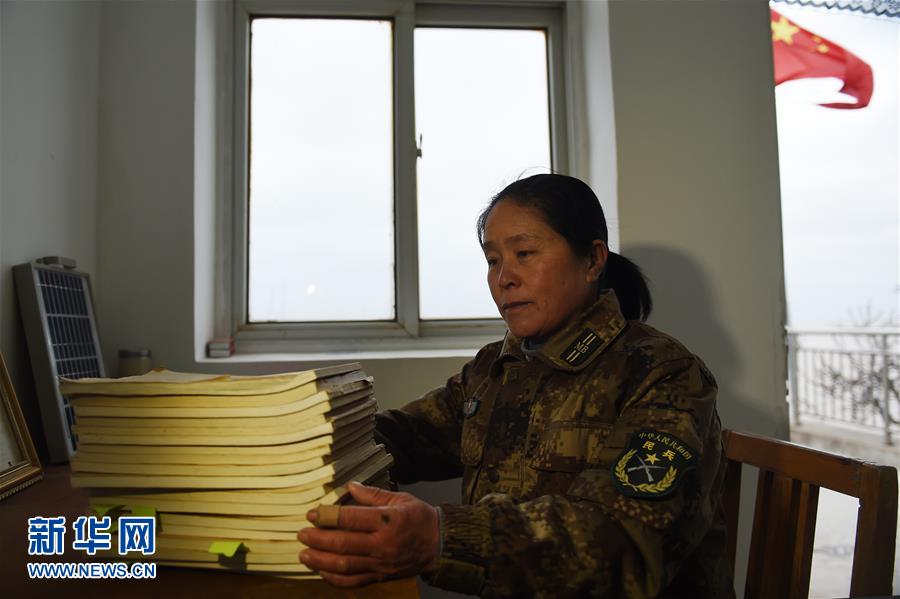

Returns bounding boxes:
[59,363,394,579]
[206,337,234,358]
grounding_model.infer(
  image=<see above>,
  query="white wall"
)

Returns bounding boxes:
[608,0,788,440]
[0,0,101,459]
[95,0,198,374]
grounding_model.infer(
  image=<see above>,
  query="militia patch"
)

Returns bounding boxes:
[612,429,698,500]
[559,328,602,367]
[462,395,481,419]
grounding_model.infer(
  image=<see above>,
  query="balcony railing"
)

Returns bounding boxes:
[787,328,899,446]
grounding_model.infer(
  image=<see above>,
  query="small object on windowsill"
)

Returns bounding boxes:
[118,349,152,377]
[207,337,235,358]
[36,256,77,269]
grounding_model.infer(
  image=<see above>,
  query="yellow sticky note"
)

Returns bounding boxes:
[208,541,245,558]
[90,504,121,517]
[130,506,157,518]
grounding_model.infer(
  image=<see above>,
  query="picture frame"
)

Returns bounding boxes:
[0,353,43,500]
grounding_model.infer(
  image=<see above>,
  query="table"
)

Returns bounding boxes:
[1,465,419,598]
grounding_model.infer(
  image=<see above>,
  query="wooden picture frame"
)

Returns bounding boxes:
[0,353,42,500]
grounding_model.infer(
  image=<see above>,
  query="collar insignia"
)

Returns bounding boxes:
[612,429,698,500]
[559,328,602,367]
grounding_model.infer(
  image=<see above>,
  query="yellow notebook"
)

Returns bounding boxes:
[72,385,372,430]
[71,440,381,489]
[153,561,313,574]
[69,370,370,414]
[73,420,373,465]
[60,363,361,397]
[73,398,375,446]
[72,436,374,477]
[87,452,392,516]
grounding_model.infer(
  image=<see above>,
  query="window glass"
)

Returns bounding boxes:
[248,18,395,322]
[415,27,552,320]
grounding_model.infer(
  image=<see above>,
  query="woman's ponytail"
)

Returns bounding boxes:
[600,251,652,322]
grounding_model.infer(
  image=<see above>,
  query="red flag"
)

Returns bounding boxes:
[770,9,873,109]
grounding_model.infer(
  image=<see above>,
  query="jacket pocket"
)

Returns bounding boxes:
[528,421,614,472]
[460,416,487,467]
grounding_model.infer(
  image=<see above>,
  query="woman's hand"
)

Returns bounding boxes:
[298,481,441,587]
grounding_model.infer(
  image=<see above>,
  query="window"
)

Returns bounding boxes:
[248,18,396,323]
[231,1,575,352]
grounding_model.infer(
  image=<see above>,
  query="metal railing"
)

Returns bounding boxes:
[787,328,899,446]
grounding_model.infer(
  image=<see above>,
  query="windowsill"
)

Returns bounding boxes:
[197,346,483,364]
[197,332,505,363]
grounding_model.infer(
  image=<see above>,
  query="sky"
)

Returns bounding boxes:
[772,5,899,329]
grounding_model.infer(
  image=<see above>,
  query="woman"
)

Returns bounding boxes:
[298,174,734,598]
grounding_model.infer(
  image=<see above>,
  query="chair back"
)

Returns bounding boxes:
[722,429,897,598]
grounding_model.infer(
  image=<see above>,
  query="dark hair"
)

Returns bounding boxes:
[476,173,652,321]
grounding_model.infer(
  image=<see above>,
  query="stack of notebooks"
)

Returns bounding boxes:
[59,363,392,578]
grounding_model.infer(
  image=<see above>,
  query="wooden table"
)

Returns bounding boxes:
[1,465,419,598]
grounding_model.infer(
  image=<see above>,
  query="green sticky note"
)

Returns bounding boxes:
[90,504,121,517]
[208,541,244,558]
[130,506,157,518]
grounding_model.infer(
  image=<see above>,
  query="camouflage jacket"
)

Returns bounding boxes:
[375,290,734,598]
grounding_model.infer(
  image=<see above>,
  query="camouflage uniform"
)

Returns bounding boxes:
[375,290,734,598]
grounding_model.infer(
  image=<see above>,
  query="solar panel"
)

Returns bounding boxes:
[14,259,105,463]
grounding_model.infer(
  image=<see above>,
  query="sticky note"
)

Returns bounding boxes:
[208,541,245,558]
[130,506,157,518]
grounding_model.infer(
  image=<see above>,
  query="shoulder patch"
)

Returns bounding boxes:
[611,429,698,500]
[559,328,602,367]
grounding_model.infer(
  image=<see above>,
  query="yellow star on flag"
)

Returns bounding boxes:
[645,453,660,465]
[771,16,800,45]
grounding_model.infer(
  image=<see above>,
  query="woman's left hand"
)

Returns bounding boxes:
[298,481,441,587]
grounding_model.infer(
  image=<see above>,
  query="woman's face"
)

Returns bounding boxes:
[482,200,605,340]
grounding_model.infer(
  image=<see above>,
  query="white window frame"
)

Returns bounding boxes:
[226,0,583,354]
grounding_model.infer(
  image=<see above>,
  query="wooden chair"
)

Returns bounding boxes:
[722,429,898,598]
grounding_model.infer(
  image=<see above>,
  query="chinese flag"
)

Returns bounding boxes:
[771,9,873,109]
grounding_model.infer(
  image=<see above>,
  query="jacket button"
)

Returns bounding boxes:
[487,468,500,483]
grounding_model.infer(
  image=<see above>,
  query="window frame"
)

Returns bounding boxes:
[229,0,579,354]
